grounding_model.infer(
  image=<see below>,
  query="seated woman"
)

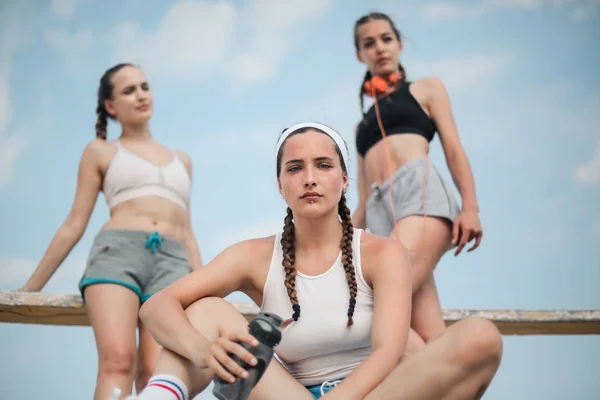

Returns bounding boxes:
[127,122,503,400]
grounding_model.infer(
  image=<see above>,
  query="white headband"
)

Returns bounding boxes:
[275,122,349,170]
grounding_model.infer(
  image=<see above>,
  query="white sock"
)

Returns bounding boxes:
[137,374,189,400]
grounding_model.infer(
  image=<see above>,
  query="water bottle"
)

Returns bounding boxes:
[212,312,283,400]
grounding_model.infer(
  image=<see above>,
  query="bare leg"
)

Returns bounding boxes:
[147,297,313,399]
[365,317,503,400]
[136,319,162,394]
[411,274,445,342]
[392,216,453,342]
[404,328,426,360]
[85,284,140,400]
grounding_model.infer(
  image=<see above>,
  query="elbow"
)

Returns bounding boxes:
[373,342,406,367]
[445,144,468,167]
[444,147,460,166]
[365,347,404,384]
[59,222,85,243]
[63,217,87,240]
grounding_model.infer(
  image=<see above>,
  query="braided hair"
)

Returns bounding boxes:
[95,63,135,140]
[354,12,407,117]
[276,127,357,328]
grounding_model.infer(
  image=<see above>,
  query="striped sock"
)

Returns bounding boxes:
[137,375,189,400]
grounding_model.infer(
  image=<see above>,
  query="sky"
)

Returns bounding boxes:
[0,0,599,398]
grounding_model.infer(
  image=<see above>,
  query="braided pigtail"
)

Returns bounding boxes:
[281,207,300,329]
[397,62,407,85]
[359,70,372,118]
[94,62,135,140]
[338,192,357,327]
[95,103,108,140]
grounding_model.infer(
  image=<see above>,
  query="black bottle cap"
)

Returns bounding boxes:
[248,313,283,347]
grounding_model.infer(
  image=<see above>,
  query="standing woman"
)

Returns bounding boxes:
[351,12,483,344]
[18,63,203,399]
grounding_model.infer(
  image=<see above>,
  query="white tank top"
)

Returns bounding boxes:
[260,228,373,386]
[102,140,191,210]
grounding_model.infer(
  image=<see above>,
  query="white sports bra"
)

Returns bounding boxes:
[260,228,374,387]
[102,140,191,210]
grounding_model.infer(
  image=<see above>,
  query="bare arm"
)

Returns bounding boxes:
[351,153,369,229]
[324,236,412,400]
[19,141,103,291]
[426,77,479,213]
[177,150,203,270]
[139,238,264,365]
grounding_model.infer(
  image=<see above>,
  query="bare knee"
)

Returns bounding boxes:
[185,297,249,333]
[455,317,503,370]
[99,346,137,378]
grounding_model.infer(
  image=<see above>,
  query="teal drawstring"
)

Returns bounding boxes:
[145,231,163,253]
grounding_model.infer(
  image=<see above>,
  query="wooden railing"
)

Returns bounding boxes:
[1,291,599,335]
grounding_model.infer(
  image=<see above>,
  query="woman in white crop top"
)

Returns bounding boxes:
[131,122,502,400]
[17,63,203,399]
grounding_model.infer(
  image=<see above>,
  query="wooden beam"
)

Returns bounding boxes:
[1,291,599,335]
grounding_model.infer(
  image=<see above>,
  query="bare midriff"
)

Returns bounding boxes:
[101,196,187,242]
[363,133,430,196]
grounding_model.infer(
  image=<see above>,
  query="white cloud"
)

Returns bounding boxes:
[113,0,236,84]
[0,60,11,137]
[0,3,33,191]
[228,0,335,91]
[51,0,77,19]
[465,79,600,161]
[575,138,600,185]
[570,0,600,21]
[0,258,37,288]
[0,256,87,291]
[407,53,513,93]
[44,28,92,52]
[0,135,25,190]
[113,0,336,90]
[43,28,93,79]
[422,0,598,22]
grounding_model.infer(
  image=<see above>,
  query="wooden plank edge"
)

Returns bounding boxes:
[1,292,599,335]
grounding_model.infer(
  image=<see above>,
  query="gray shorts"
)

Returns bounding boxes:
[365,158,460,237]
[79,229,193,303]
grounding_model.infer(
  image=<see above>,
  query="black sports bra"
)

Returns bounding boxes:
[355,82,437,158]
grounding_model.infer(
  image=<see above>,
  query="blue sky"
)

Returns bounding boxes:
[1,0,599,398]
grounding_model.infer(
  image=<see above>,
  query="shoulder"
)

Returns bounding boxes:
[175,150,192,165]
[222,235,277,269]
[83,138,109,153]
[412,76,449,99]
[360,231,409,263]
[234,235,276,258]
[80,139,115,163]
[414,76,445,89]
[175,150,192,170]
[359,231,410,285]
